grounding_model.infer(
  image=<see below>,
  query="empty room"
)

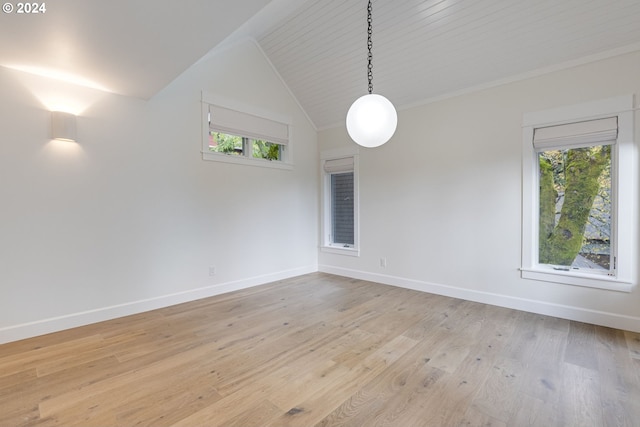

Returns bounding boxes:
[1,0,640,425]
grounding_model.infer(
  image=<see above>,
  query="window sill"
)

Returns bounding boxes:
[520,268,633,293]
[202,151,293,170]
[321,245,360,257]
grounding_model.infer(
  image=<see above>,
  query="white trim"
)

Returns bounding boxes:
[520,268,632,293]
[318,265,640,333]
[532,117,617,151]
[320,44,640,131]
[321,245,360,257]
[4,264,640,344]
[0,265,316,345]
[201,150,293,170]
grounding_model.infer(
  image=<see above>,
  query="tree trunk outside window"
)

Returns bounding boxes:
[538,146,610,266]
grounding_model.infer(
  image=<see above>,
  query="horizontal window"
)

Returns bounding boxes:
[208,132,283,161]
[201,92,292,169]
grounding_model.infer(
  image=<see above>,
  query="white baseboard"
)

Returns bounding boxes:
[0,265,317,345]
[319,265,640,333]
[4,263,638,345]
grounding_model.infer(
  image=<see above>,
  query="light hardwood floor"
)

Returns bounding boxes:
[1,273,640,426]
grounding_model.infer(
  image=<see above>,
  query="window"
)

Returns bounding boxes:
[208,132,283,161]
[521,95,636,291]
[201,92,292,169]
[331,172,355,246]
[321,148,359,256]
[536,118,615,274]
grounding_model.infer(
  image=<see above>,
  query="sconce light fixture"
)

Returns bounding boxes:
[51,111,77,142]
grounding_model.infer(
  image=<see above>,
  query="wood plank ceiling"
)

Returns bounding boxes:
[2,0,639,130]
[255,0,640,130]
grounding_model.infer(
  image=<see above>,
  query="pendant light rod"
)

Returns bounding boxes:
[367,0,373,94]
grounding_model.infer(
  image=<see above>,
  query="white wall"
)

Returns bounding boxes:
[319,50,640,332]
[0,39,318,343]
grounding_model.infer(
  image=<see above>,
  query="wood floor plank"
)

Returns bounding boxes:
[0,356,122,427]
[263,334,419,427]
[0,335,104,377]
[0,272,638,426]
[0,367,37,391]
[527,324,567,367]
[330,328,388,369]
[469,357,525,422]
[508,393,564,427]
[595,326,640,427]
[560,362,603,426]
[113,369,223,426]
[624,330,640,360]
[502,311,546,361]
[37,338,224,418]
[516,327,567,405]
[384,331,508,427]
[222,399,282,427]
[424,303,487,374]
[211,320,351,396]
[456,407,508,427]
[264,360,350,412]
[315,348,446,426]
[565,321,599,370]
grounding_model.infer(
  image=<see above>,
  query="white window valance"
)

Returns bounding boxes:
[323,157,354,173]
[209,104,289,145]
[533,117,617,151]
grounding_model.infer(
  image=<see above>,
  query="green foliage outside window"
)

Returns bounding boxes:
[538,145,611,269]
[252,140,280,161]
[209,132,281,161]
[210,132,243,155]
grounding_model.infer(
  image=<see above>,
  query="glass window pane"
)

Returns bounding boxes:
[331,172,354,246]
[252,139,281,161]
[209,132,243,155]
[538,145,612,270]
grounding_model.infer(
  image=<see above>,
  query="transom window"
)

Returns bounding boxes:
[201,92,292,169]
[208,131,283,161]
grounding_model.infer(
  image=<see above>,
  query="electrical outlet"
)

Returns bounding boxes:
[209,266,216,276]
[380,257,387,268]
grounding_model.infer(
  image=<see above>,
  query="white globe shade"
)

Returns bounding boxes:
[346,93,397,148]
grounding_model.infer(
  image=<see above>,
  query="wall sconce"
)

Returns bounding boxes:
[51,111,77,142]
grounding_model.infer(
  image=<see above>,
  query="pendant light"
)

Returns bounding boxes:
[346,0,397,148]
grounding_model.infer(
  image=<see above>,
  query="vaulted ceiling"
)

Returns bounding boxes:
[2,0,640,130]
[0,0,272,98]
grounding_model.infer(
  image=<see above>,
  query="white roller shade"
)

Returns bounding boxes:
[209,105,289,145]
[323,157,354,173]
[533,117,617,151]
